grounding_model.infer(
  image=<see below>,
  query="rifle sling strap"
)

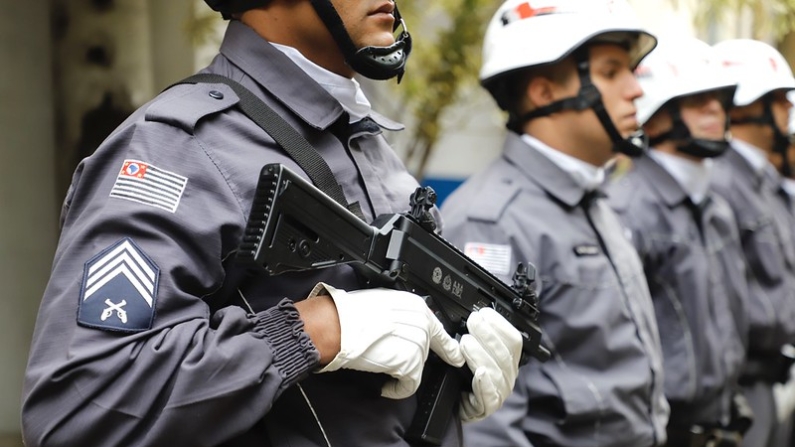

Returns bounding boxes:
[171,73,365,220]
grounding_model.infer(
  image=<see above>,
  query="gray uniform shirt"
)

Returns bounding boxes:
[606,154,749,426]
[442,133,668,447]
[711,144,795,358]
[21,21,460,447]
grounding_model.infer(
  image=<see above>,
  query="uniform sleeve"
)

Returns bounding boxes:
[21,116,320,447]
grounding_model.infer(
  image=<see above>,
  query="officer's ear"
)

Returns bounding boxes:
[642,109,671,140]
[525,58,576,110]
[729,100,763,124]
[526,76,556,110]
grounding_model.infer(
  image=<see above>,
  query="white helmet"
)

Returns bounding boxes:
[479,0,657,157]
[634,36,737,158]
[714,39,794,172]
[712,39,795,107]
[635,36,736,125]
[480,0,656,88]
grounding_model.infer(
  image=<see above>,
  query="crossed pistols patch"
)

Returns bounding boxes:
[78,238,159,332]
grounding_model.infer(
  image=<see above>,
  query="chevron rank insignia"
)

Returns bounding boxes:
[78,238,159,332]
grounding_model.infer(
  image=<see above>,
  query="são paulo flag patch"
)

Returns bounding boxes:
[464,242,512,276]
[109,160,188,213]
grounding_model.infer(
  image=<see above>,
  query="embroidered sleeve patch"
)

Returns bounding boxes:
[78,238,159,333]
[464,242,512,276]
[109,160,188,213]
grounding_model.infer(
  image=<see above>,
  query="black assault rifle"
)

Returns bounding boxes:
[236,163,549,445]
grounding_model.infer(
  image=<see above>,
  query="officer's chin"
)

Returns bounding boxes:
[360,30,397,49]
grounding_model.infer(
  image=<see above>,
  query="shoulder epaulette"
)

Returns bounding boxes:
[467,180,521,223]
[145,83,240,134]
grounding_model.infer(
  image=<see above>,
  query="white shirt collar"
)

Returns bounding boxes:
[783,178,795,197]
[271,43,372,122]
[731,138,770,175]
[648,149,713,204]
[521,134,605,191]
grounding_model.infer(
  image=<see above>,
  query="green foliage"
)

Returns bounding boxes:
[692,0,795,39]
[183,1,224,47]
[396,0,500,177]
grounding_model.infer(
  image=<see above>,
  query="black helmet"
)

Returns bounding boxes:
[204,0,412,81]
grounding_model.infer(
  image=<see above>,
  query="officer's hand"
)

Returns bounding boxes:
[773,365,795,423]
[310,283,465,399]
[459,307,522,422]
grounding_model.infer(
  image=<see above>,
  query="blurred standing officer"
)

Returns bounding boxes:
[782,101,795,198]
[605,36,752,446]
[711,38,795,447]
[770,100,795,447]
[20,1,524,446]
[441,0,670,446]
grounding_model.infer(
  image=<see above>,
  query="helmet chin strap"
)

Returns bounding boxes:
[730,94,792,177]
[509,47,646,157]
[309,0,412,81]
[648,103,730,158]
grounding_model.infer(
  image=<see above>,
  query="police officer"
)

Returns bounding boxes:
[780,104,795,447]
[771,100,795,447]
[711,38,795,447]
[440,0,669,446]
[783,103,795,197]
[20,1,523,446]
[605,36,752,446]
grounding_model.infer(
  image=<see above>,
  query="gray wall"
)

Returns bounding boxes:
[0,2,195,445]
[0,1,57,445]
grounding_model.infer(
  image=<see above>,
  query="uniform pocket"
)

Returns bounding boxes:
[574,254,612,288]
[651,280,697,401]
[540,363,603,425]
[745,224,786,285]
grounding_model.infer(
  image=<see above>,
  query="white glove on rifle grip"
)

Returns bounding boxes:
[310,283,465,399]
[459,307,523,423]
[774,364,795,423]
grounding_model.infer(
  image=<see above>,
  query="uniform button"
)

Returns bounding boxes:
[209,90,224,100]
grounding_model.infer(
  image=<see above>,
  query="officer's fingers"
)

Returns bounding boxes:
[472,367,502,417]
[468,308,523,362]
[459,392,485,422]
[381,375,420,400]
[460,334,512,392]
[428,311,465,367]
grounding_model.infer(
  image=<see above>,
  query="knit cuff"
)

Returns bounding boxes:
[253,298,320,386]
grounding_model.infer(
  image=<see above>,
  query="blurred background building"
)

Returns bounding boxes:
[2,0,794,445]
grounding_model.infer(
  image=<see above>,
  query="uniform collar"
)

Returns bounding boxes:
[731,138,770,175]
[520,134,605,191]
[646,150,713,206]
[725,141,766,187]
[634,152,691,207]
[504,132,595,208]
[270,42,373,122]
[783,178,795,197]
[219,21,402,132]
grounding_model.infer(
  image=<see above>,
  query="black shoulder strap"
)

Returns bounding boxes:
[172,73,364,220]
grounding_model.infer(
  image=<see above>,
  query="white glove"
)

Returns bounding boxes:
[459,307,523,422]
[310,283,465,399]
[774,364,795,423]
